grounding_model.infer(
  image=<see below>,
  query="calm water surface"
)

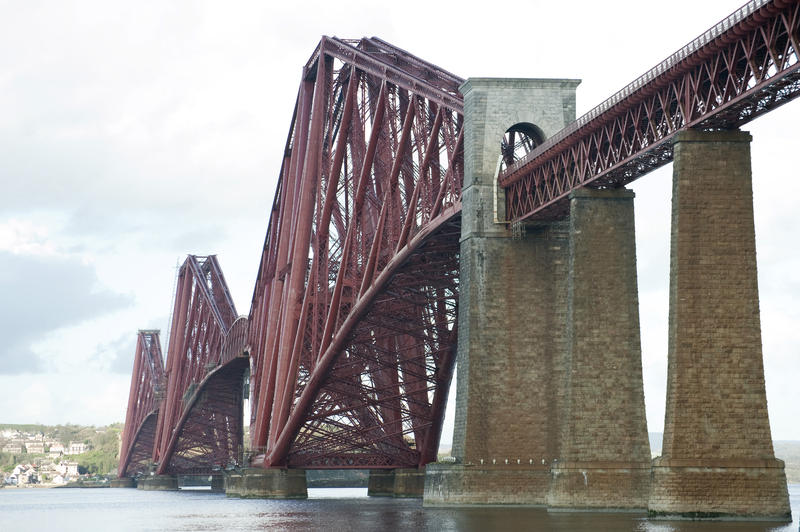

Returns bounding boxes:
[1,485,798,531]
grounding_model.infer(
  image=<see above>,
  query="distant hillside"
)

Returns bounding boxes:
[0,423,122,476]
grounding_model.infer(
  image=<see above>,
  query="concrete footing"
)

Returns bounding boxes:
[110,477,136,488]
[137,475,178,491]
[424,463,550,506]
[224,468,307,499]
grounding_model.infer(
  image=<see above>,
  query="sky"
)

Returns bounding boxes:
[1,0,797,444]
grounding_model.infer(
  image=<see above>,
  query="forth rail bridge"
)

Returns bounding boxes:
[115,0,800,519]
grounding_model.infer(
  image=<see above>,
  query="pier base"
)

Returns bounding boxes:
[367,470,395,497]
[137,475,178,491]
[649,459,790,520]
[393,468,425,498]
[210,475,225,493]
[110,477,136,488]
[368,468,425,498]
[424,463,550,506]
[547,462,650,511]
[224,468,307,499]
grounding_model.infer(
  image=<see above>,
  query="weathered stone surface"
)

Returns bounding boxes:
[367,469,395,497]
[548,463,650,511]
[650,460,790,519]
[424,463,550,506]
[137,474,178,491]
[548,188,651,510]
[210,474,225,493]
[649,129,790,519]
[428,77,578,506]
[393,468,425,498]
[224,468,307,499]
[110,477,136,488]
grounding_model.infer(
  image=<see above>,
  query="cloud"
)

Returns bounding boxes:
[0,251,132,374]
[91,333,138,375]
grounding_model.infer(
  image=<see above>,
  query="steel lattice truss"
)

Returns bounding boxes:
[118,330,164,478]
[501,0,800,222]
[152,255,247,476]
[160,358,248,474]
[248,37,464,468]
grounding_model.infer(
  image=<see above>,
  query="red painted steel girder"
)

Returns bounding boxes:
[118,330,165,478]
[501,0,800,222]
[248,37,464,469]
[156,357,248,475]
[153,255,247,476]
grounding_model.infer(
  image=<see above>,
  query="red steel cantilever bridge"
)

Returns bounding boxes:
[119,0,800,479]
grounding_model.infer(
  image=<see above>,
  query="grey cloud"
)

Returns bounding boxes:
[91,314,168,375]
[0,251,133,374]
[92,334,137,375]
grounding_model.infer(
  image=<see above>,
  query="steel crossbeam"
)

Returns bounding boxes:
[118,330,165,478]
[248,37,464,468]
[501,0,800,222]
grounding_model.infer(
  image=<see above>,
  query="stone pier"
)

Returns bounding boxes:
[369,468,426,498]
[547,188,651,511]
[424,77,578,506]
[110,477,136,488]
[137,474,178,491]
[210,474,225,493]
[224,468,307,499]
[648,130,790,520]
[367,469,395,497]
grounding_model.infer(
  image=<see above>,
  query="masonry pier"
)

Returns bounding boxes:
[648,130,790,520]
[369,468,425,498]
[547,188,651,510]
[110,477,136,488]
[224,468,307,499]
[137,474,178,491]
[367,469,395,497]
[425,78,577,506]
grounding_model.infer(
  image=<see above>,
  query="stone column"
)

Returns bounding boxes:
[424,77,579,506]
[547,188,651,510]
[649,130,790,520]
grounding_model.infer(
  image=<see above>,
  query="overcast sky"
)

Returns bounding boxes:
[1,1,797,444]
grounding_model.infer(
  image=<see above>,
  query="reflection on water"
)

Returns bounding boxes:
[0,485,797,531]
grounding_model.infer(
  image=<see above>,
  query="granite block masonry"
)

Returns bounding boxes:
[648,129,790,520]
[426,77,581,506]
[547,187,651,510]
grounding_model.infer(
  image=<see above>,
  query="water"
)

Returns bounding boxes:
[1,485,798,531]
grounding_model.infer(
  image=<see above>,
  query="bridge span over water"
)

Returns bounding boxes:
[118,0,799,519]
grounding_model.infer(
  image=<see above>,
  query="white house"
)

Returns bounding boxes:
[67,442,88,455]
[56,461,79,477]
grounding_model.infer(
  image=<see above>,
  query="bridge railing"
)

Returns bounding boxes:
[502,0,772,179]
